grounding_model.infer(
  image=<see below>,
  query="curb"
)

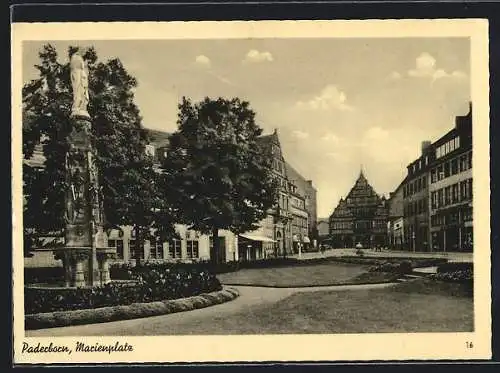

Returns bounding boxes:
[220,280,397,289]
[25,287,239,330]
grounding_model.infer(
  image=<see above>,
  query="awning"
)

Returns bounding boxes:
[239,234,276,243]
[302,236,311,243]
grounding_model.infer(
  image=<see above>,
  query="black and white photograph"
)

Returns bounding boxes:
[12,20,491,363]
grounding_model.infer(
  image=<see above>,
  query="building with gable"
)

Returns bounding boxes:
[328,169,389,249]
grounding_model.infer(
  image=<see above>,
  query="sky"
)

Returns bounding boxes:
[23,38,471,218]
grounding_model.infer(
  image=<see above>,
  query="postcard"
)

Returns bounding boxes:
[12,19,491,363]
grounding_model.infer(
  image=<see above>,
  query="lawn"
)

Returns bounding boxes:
[217,262,371,287]
[170,279,473,334]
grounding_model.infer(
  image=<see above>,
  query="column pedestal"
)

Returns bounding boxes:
[97,248,117,286]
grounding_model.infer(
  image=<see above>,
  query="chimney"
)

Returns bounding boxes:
[421,141,431,154]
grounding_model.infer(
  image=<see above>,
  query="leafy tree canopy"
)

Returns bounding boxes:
[162,97,278,242]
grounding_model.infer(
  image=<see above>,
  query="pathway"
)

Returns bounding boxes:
[292,249,473,263]
[25,283,396,337]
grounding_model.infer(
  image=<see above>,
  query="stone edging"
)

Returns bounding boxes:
[220,280,397,288]
[25,287,239,330]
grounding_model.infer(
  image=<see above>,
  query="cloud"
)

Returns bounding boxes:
[389,71,402,80]
[365,126,389,141]
[195,55,211,68]
[291,130,309,139]
[321,132,341,144]
[243,49,274,64]
[295,85,354,112]
[407,52,467,82]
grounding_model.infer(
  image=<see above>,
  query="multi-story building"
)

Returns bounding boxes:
[387,180,405,250]
[288,183,309,253]
[285,162,317,250]
[328,169,388,248]
[402,141,433,251]
[428,104,473,252]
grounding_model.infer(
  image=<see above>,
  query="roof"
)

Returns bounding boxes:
[145,129,171,148]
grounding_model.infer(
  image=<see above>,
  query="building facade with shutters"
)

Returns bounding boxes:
[328,170,389,249]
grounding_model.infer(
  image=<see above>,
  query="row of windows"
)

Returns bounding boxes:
[430,207,473,227]
[331,221,352,230]
[345,195,379,206]
[436,136,460,159]
[107,239,200,260]
[430,178,473,210]
[292,215,308,229]
[430,151,472,183]
[410,156,429,175]
[291,196,305,209]
[403,175,427,198]
[404,198,428,216]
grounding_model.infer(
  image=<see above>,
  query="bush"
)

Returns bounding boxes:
[432,262,473,283]
[25,265,222,314]
[355,249,364,257]
[25,267,65,284]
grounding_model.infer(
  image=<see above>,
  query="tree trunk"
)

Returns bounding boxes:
[211,227,219,265]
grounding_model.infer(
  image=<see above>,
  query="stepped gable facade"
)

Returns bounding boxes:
[328,169,388,248]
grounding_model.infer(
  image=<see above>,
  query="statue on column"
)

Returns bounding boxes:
[70,51,90,118]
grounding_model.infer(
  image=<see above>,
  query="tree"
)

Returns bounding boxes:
[22,44,176,258]
[161,97,278,264]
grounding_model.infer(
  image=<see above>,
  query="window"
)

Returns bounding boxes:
[425,156,429,165]
[444,186,451,205]
[452,183,459,204]
[108,239,124,259]
[450,139,455,152]
[187,240,199,259]
[150,240,164,259]
[455,136,460,149]
[438,189,444,207]
[129,239,144,260]
[468,178,473,200]
[431,191,437,209]
[460,180,469,201]
[169,239,182,259]
[467,152,472,169]
[445,142,449,154]
[431,168,437,183]
[444,161,450,178]
[451,158,458,175]
[437,165,444,180]
[459,155,468,172]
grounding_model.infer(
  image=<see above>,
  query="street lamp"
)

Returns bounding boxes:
[412,231,416,253]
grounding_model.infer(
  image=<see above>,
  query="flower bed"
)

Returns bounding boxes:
[25,265,222,314]
[431,262,473,283]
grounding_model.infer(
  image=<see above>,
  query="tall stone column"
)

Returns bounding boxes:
[63,50,102,287]
[64,115,94,286]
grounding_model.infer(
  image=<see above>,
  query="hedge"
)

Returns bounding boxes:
[25,265,222,314]
[25,288,239,330]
